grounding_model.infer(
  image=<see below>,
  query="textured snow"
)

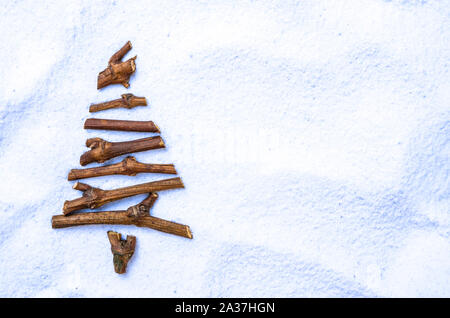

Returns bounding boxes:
[0,0,449,297]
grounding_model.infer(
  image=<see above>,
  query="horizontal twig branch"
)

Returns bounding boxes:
[84,118,160,132]
[107,231,136,274]
[98,41,136,89]
[52,212,192,239]
[89,94,147,113]
[68,156,177,180]
[54,193,192,239]
[63,177,184,215]
[79,136,165,166]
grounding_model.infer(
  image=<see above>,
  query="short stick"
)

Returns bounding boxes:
[63,177,184,214]
[97,41,137,89]
[79,136,165,166]
[107,231,136,274]
[54,194,192,239]
[89,94,147,113]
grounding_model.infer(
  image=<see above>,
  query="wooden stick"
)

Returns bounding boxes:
[53,194,193,239]
[79,136,165,166]
[97,41,136,89]
[127,192,159,217]
[68,156,177,180]
[63,177,184,215]
[84,118,160,133]
[89,94,147,113]
[107,231,136,274]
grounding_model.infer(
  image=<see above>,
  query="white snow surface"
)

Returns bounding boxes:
[0,0,449,297]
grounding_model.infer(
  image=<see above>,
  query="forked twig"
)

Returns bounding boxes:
[53,193,193,239]
[62,177,184,214]
[79,136,165,166]
[107,231,136,274]
[84,118,160,132]
[68,156,177,180]
[89,94,147,113]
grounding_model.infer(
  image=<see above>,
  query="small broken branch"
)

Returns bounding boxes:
[107,231,136,274]
[84,118,160,133]
[68,156,177,180]
[63,177,184,214]
[53,193,193,239]
[97,41,136,89]
[80,136,165,166]
[89,94,147,113]
[126,192,158,217]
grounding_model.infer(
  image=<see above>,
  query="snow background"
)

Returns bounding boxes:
[0,0,449,297]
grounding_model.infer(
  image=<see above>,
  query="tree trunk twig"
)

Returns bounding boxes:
[63,177,184,215]
[68,156,177,180]
[53,193,193,239]
[89,94,147,113]
[107,231,136,274]
[84,118,160,132]
[97,41,137,89]
[79,136,165,166]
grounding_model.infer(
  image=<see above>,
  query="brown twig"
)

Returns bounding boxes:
[62,177,184,215]
[84,118,160,133]
[79,136,165,166]
[126,192,159,217]
[97,41,136,89]
[89,94,147,113]
[53,193,193,239]
[68,156,177,180]
[107,231,136,274]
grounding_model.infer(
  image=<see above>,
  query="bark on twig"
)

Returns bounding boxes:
[52,211,193,239]
[107,231,136,274]
[89,94,147,113]
[53,193,193,239]
[97,41,136,89]
[79,136,165,166]
[84,118,160,133]
[63,177,184,215]
[68,156,177,180]
[126,192,159,217]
